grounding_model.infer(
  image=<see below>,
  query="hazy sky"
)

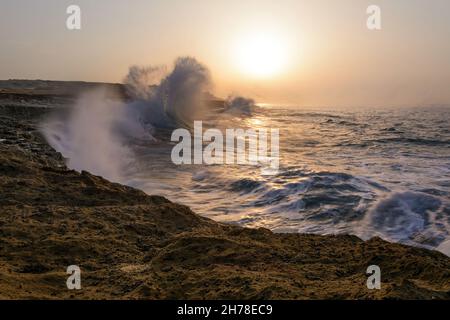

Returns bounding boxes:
[1,0,450,107]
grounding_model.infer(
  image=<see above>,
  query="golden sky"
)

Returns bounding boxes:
[1,0,450,107]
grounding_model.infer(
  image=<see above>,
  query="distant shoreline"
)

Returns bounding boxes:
[2,79,449,110]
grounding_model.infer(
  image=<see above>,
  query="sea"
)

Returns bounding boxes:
[124,105,450,256]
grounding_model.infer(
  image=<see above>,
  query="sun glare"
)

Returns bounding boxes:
[233,32,288,78]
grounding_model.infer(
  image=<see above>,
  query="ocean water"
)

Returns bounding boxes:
[125,105,450,256]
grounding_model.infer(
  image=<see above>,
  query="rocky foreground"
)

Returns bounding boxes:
[0,90,449,299]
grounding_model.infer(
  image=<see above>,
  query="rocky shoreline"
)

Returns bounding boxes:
[0,88,449,299]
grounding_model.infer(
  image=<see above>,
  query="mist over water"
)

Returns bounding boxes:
[40,57,450,256]
[41,89,132,182]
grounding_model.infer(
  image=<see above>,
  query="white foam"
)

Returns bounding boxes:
[436,239,450,256]
[358,191,443,244]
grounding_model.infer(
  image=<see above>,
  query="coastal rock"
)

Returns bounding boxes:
[0,138,449,299]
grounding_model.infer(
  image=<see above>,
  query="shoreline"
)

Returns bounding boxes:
[0,86,449,299]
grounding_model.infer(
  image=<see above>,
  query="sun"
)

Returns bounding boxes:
[233,32,288,78]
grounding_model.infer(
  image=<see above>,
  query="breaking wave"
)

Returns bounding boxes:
[224,96,256,116]
[40,56,254,182]
[358,191,449,253]
[124,56,213,128]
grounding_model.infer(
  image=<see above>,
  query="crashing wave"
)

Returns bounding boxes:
[40,57,255,183]
[357,191,449,254]
[224,96,256,116]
